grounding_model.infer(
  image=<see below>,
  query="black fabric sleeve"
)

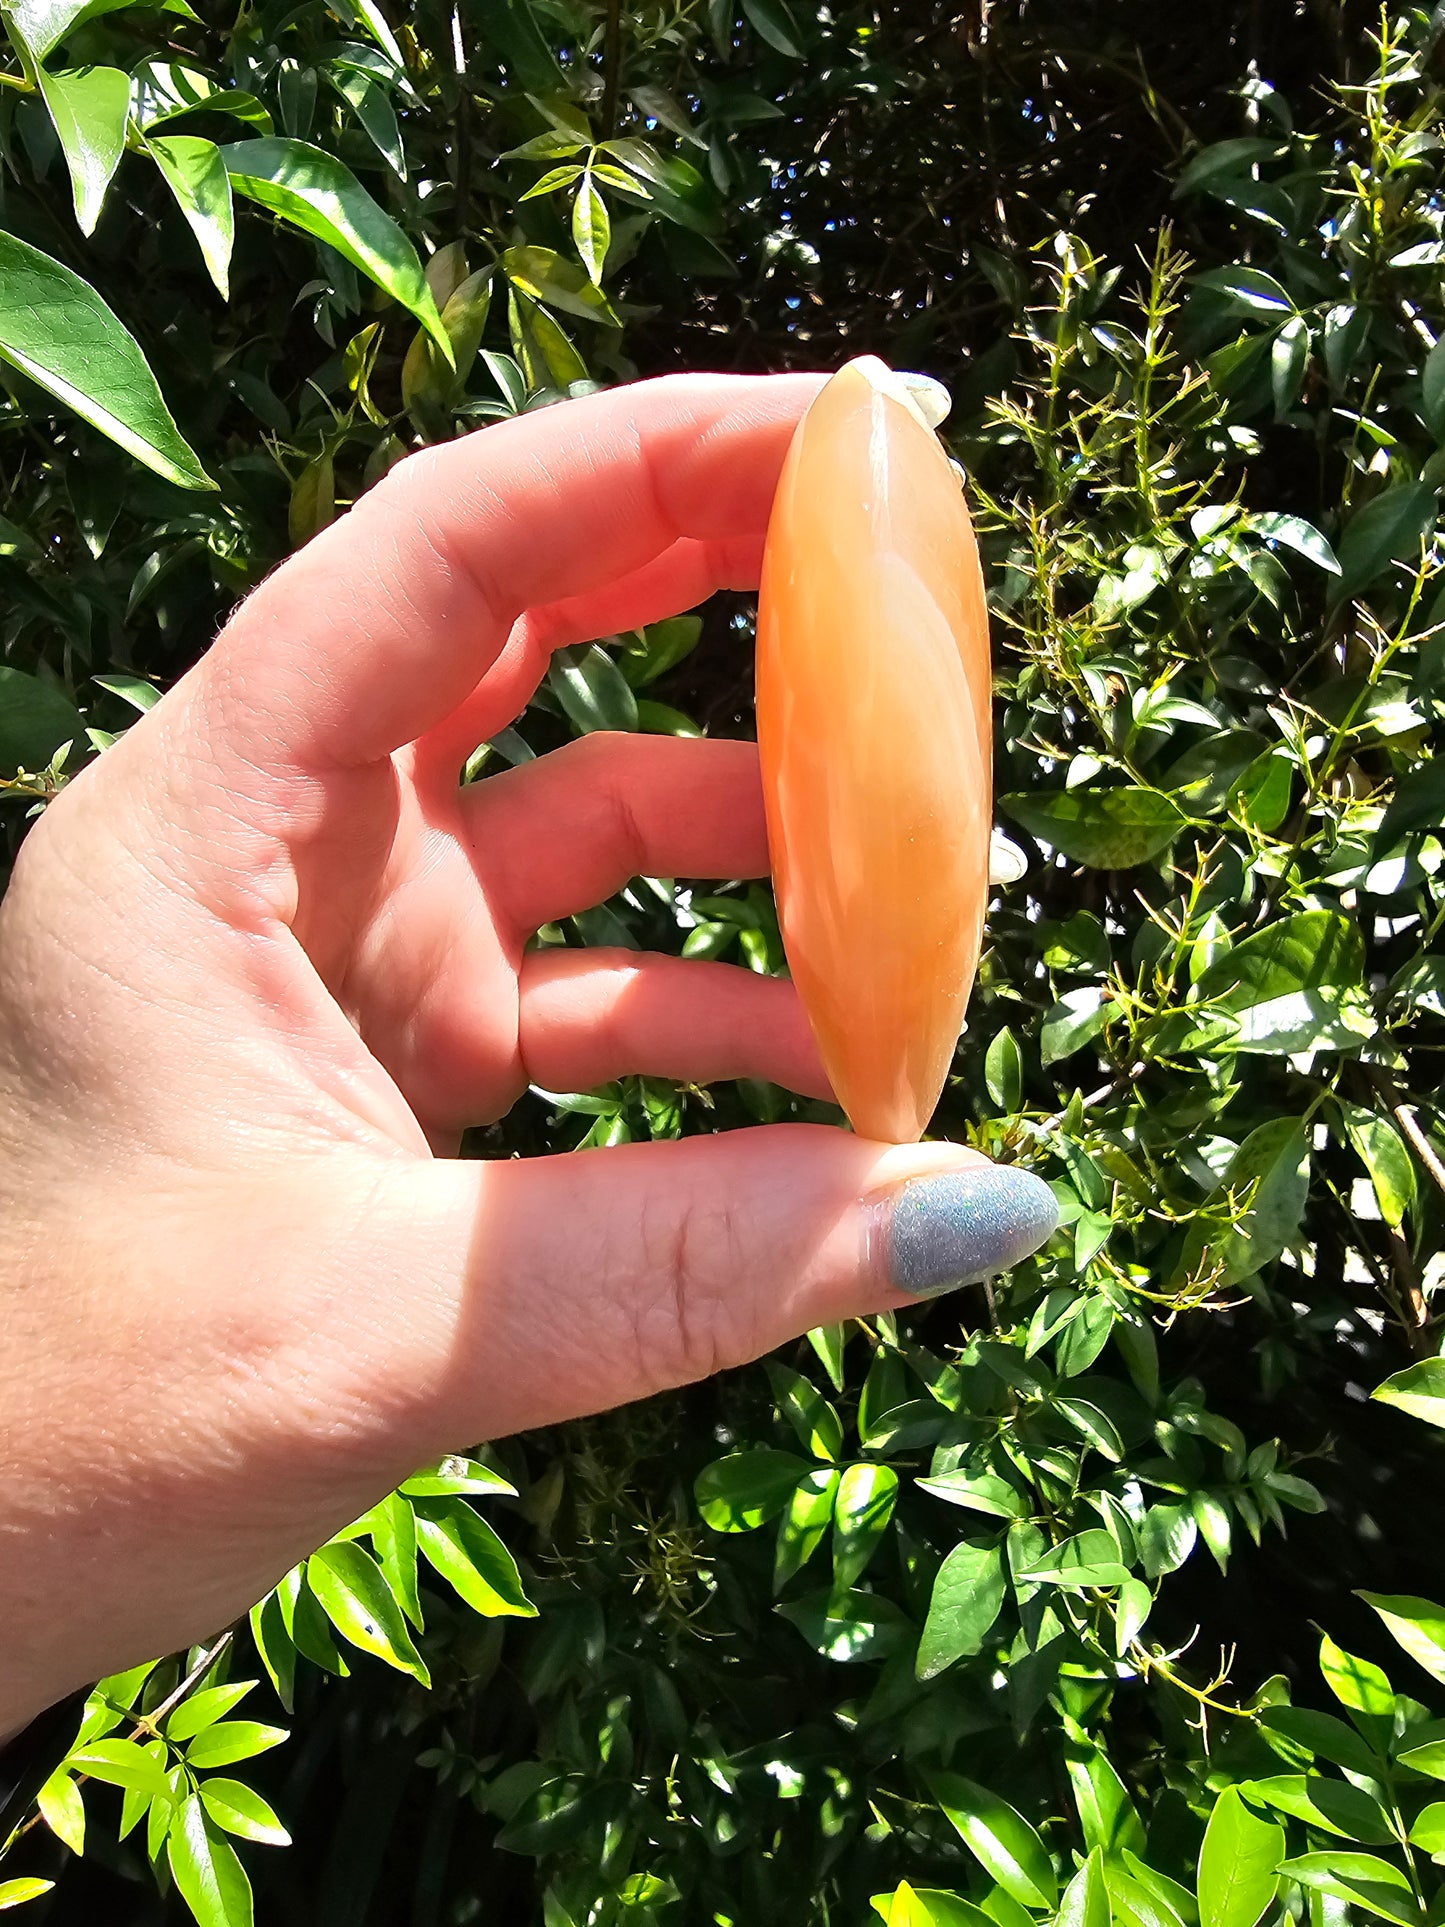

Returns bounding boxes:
[0,1689,87,1846]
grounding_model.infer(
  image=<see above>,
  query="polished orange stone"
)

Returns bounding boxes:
[755,356,992,1143]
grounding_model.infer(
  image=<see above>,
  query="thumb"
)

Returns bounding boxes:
[366,1127,1060,1451]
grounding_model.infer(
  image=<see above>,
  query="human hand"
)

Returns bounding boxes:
[0,374,1056,1733]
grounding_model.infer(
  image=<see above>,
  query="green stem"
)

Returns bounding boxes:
[602,0,622,135]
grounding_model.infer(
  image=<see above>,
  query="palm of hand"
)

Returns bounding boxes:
[0,375,1006,1734]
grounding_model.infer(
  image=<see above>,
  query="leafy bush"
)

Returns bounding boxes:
[2,1,1445,1923]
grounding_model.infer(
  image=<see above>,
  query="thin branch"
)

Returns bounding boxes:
[1369,1068,1445,1205]
[602,0,622,137]
[130,1630,234,1739]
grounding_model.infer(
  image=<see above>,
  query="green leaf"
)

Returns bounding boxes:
[1195,265,1294,313]
[1398,1736,1445,1779]
[331,66,404,177]
[807,1321,847,1394]
[0,232,211,488]
[0,509,42,561]
[8,0,195,58]
[1002,787,1187,868]
[164,1680,256,1742]
[831,1463,899,1588]
[1105,1862,1190,1927]
[776,1586,911,1663]
[631,701,701,736]
[167,1796,254,1927]
[605,137,718,233]
[1197,1787,1283,1927]
[1408,1802,1445,1853]
[1015,1528,1131,1589]
[133,61,271,133]
[69,1736,174,1799]
[766,1360,844,1461]
[1041,988,1108,1063]
[518,158,589,194]
[218,140,449,357]
[91,671,159,711]
[36,64,129,235]
[368,1488,422,1628]
[1066,1742,1147,1858]
[1377,760,1445,848]
[1239,1774,1394,1844]
[0,666,84,774]
[1052,1396,1125,1462]
[548,642,639,732]
[1138,1502,1198,1579]
[1266,1470,1324,1514]
[198,1779,291,1847]
[1259,1706,1381,1777]
[345,0,407,68]
[1337,482,1438,595]
[414,1495,536,1618]
[774,1466,839,1590]
[518,295,587,387]
[36,1770,84,1854]
[184,1721,288,1770]
[1359,1592,1445,1688]
[1192,1491,1232,1571]
[400,1455,516,1498]
[1174,137,1283,194]
[1115,1576,1153,1654]
[403,266,492,415]
[635,701,705,736]
[1279,1854,1420,1927]
[985,1027,1024,1111]
[916,1541,1007,1679]
[741,0,803,56]
[1339,1104,1416,1228]
[288,446,334,548]
[1372,1361,1445,1432]
[696,1448,809,1530]
[503,242,619,323]
[925,1771,1058,1910]
[502,129,585,162]
[618,614,704,688]
[306,1541,431,1684]
[1190,911,1366,1053]
[468,0,562,89]
[1319,1631,1395,1720]
[572,175,610,283]
[873,1886,995,1927]
[248,1592,295,1713]
[1248,512,1340,574]
[1423,336,1445,439]
[916,1470,1025,1520]
[147,135,234,299]
[1056,1851,1111,1927]
[1232,750,1292,834]
[1181,1118,1311,1286]
[1271,315,1309,415]
[0,1881,56,1909]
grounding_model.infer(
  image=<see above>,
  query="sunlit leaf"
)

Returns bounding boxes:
[167,1796,254,1927]
[1198,1787,1283,1927]
[0,232,211,487]
[219,139,449,356]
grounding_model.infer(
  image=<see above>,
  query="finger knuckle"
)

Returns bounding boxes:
[635,1192,751,1389]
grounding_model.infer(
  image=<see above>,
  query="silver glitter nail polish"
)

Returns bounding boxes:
[885,1168,1060,1298]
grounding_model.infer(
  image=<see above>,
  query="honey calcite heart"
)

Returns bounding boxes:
[755,355,993,1143]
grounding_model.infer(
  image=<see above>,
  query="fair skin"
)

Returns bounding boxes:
[0,374,998,1740]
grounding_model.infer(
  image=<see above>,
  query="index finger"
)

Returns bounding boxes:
[203,373,825,773]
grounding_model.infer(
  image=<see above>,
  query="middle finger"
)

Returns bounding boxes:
[471,732,770,937]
